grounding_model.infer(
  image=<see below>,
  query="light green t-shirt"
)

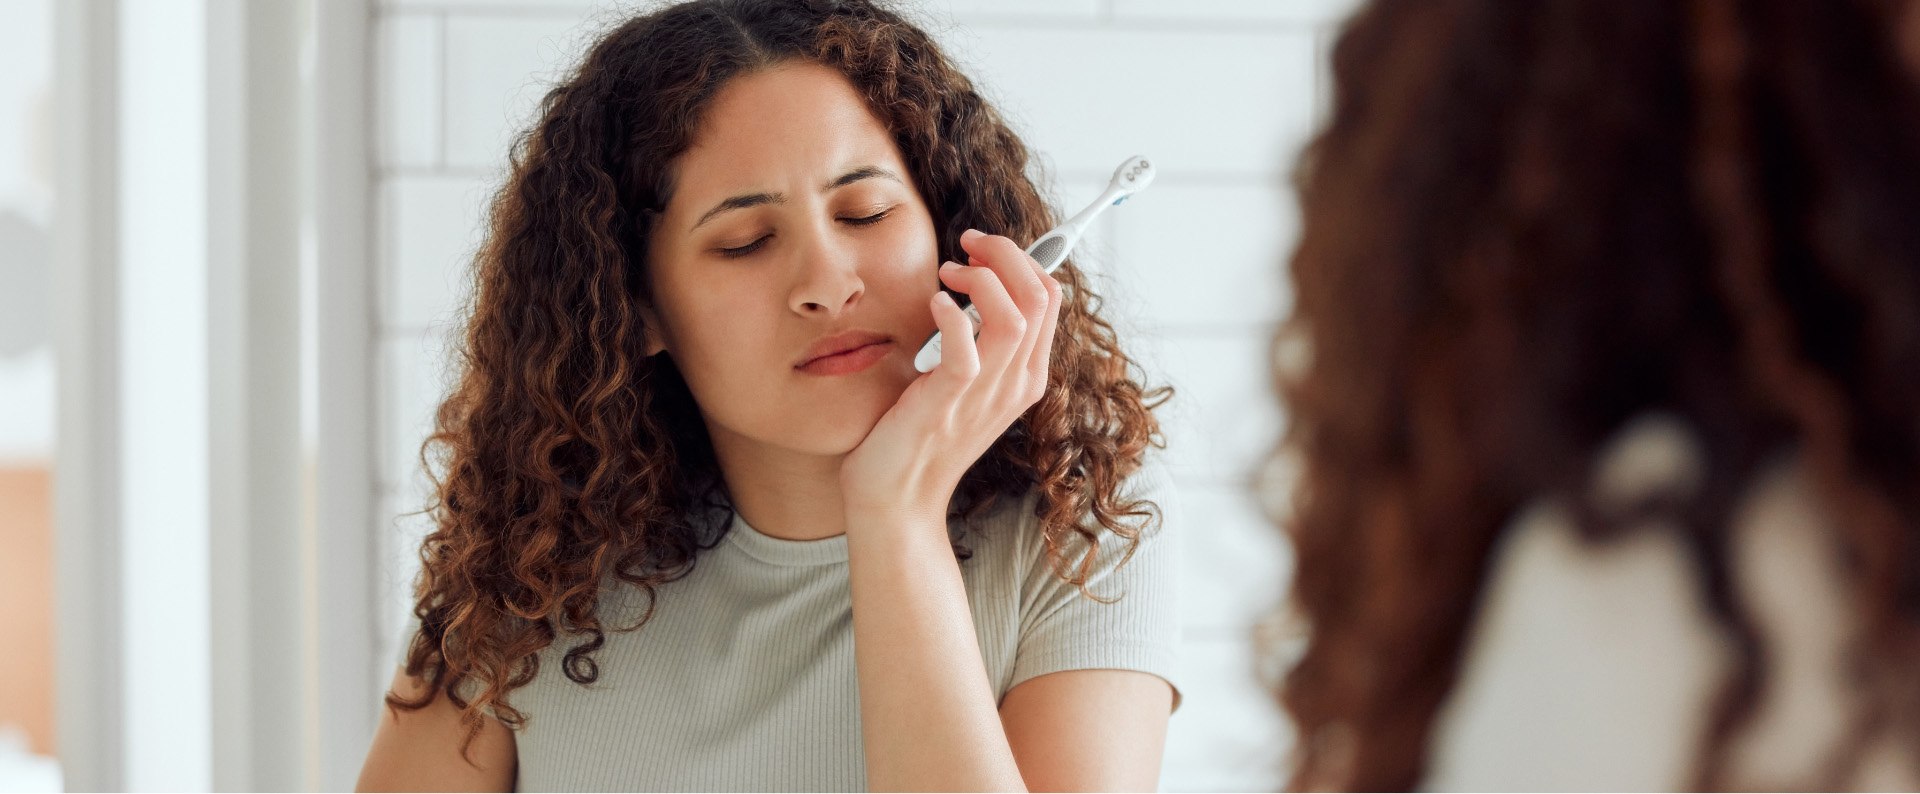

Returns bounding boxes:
[394,458,1182,791]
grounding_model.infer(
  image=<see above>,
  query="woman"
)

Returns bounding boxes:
[354,1,1181,790]
[1272,0,1920,789]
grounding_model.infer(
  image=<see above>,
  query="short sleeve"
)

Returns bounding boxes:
[1007,454,1184,710]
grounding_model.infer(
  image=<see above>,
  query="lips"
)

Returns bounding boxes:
[795,329,894,369]
[796,340,894,376]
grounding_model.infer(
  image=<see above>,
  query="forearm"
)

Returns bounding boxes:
[846,508,1026,793]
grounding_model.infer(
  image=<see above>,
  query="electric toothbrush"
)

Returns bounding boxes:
[913,155,1157,373]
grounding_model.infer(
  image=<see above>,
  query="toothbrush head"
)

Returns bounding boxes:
[1028,233,1069,272]
[1109,155,1156,200]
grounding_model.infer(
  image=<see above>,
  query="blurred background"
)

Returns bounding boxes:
[1,0,1357,789]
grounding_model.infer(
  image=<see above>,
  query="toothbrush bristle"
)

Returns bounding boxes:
[1028,236,1067,269]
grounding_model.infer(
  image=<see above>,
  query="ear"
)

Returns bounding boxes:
[637,300,670,357]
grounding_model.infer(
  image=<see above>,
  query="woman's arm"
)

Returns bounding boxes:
[355,666,518,792]
[847,510,1175,792]
[846,508,1026,792]
[998,669,1173,791]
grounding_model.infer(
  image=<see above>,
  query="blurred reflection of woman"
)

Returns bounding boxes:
[1269,0,1920,789]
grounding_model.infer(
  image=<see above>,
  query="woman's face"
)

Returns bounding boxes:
[643,61,942,458]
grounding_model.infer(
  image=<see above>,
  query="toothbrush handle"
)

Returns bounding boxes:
[913,303,985,373]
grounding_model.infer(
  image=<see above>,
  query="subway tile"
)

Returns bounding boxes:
[1131,330,1283,486]
[443,14,604,169]
[1112,0,1365,26]
[388,0,1098,19]
[1160,637,1292,791]
[437,15,1317,182]
[381,175,492,331]
[383,0,601,10]
[942,27,1319,179]
[378,331,460,494]
[376,486,438,671]
[919,0,1100,21]
[1103,181,1297,330]
[1179,481,1292,633]
[375,14,444,170]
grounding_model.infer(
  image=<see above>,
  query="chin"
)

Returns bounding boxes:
[780,418,876,457]
[782,384,899,456]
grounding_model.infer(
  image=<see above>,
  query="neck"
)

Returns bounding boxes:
[707,424,849,542]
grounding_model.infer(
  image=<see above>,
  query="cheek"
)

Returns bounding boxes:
[680,293,767,362]
[650,282,768,392]
[875,212,941,285]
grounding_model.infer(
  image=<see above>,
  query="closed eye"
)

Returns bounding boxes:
[841,208,893,226]
[716,235,770,258]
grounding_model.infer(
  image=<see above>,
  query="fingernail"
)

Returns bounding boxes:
[940,260,961,271]
[935,291,955,306]
[960,228,984,242]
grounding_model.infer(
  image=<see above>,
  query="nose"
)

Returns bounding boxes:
[788,224,865,318]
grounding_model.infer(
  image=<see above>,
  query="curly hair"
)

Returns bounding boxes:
[388,0,1173,760]
[1270,0,1920,788]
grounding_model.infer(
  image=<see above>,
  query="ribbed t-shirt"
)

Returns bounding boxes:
[394,457,1183,791]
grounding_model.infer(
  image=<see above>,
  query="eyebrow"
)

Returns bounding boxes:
[689,165,904,232]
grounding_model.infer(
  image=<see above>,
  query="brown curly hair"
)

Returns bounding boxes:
[388,0,1173,759]
[1270,0,1920,788]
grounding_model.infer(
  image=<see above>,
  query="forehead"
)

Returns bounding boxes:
[669,62,904,201]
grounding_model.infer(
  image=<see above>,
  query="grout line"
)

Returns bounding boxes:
[436,12,449,170]
[1140,322,1286,337]
[373,165,503,181]
[951,15,1332,33]
[1057,169,1288,187]
[382,4,598,18]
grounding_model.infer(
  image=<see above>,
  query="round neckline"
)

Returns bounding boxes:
[725,511,850,567]
[721,509,973,567]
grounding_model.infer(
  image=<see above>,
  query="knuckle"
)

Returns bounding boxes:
[1026,281,1049,306]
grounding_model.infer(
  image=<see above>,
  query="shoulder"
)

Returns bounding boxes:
[1428,414,1907,789]
[960,451,1182,580]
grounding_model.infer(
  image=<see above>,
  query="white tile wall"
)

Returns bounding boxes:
[1135,331,1283,487]
[369,0,1356,788]
[376,490,440,670]
[1104,182,1297,329]
[384,0,599,9]
[441,14,601,171]
[1181,482,1292,636]
[375,14,444,169]
[380,176,490,331]
[379,331,457,495]
[921,0,1103,20]
[1111,0,1357,25]
[944,27,1320,179]
[1162,639,1291,791]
